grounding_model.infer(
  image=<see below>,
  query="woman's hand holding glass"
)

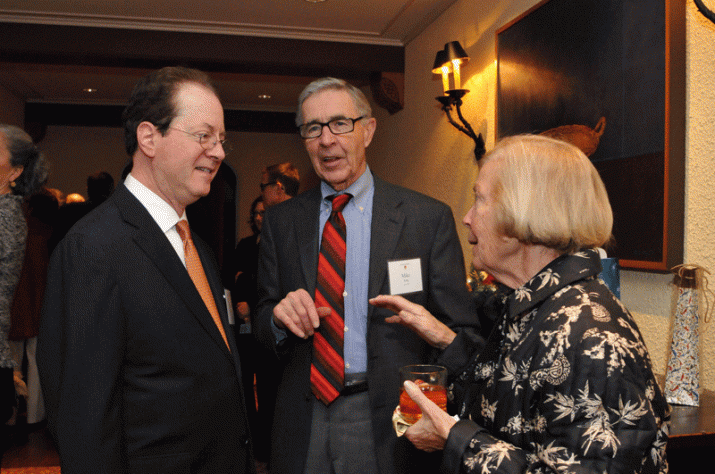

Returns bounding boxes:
[401,380,457,452]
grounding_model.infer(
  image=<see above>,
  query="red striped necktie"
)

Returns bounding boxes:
[311,193,352,405]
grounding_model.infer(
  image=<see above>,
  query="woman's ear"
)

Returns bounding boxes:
[9,165,24,184]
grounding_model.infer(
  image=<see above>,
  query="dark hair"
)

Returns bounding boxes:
[28,188,60,224]
[265,162,300,197]
[87,171,115,203]
[121,66,218,157]
[249,195,264,235]
[0,124,49,197]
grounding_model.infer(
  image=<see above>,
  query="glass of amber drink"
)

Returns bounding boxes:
[399,364,448,425]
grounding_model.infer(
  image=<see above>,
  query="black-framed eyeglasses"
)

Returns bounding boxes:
[169,127,233,155]
[298,116,365,139]
[260,181,278,191]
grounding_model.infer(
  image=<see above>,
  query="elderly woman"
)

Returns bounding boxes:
[0,124,48,448]
[371,135,669,473]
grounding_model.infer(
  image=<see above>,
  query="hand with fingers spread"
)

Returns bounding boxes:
[272,288,331,338]
[402,380,457,452]
[370,294,456,350]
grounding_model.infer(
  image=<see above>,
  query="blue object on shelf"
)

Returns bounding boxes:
[599,258,621,298]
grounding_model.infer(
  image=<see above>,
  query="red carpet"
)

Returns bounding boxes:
[1,468,60,473]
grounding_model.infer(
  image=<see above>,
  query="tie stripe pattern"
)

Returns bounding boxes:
[176,219,230,350]
[311,193,351,405]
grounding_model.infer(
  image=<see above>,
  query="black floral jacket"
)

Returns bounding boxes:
[443,250,669,474]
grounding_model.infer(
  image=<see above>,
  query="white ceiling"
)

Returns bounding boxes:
[0,0,456,111]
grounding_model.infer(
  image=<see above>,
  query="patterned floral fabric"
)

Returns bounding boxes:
[443,249,669,474]
[0,193,26,368]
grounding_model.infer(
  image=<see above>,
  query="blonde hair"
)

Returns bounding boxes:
[482,135,612,253]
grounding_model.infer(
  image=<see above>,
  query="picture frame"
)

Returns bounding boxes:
[496,0,685,271]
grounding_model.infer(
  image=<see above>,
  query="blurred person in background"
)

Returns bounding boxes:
[0,124,49,454]
[9,188,59,436]
[232,195,265,460]
[260,161,300,208]
[49,170,115,252]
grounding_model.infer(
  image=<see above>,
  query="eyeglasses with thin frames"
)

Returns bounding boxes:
[260,181,278,191]
[297,116,365,139]
[168,127,233,155]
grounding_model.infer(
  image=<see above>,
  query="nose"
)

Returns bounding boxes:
[462,204,474,228]
[207,139,227,160]
[318,125,337,145]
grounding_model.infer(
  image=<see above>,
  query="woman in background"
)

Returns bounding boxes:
[0,124,48,453]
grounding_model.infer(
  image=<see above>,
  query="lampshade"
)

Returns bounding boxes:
[444,41,469,67]
[432,49,449,74]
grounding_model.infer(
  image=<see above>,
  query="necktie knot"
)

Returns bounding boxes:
[330,194,352,213]
[176,219,191,243]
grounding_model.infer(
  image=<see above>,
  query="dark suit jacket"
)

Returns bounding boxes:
[38,184,255,474]
[254,176,482,474]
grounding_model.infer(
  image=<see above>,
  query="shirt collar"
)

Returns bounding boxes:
[124,173,187,232]
[507,249,603,320]
[320,165,374,213]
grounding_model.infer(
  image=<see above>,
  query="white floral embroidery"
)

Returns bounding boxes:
[505,322,523,344]
[582,328,648,376]
[464,439,513,473]
[514,287,532,302]
[500,356,531,393]
[536,268,561,291]
[501,412,547,435]
[535,440,582,471]
[481,395,498,422]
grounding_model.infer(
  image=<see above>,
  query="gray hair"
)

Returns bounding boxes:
[0,124,49,197]
[295,77,372,126]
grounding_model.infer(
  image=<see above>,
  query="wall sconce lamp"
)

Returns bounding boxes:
[433,41,486,161]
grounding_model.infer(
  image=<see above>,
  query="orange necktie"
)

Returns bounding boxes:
[176,219,230,350]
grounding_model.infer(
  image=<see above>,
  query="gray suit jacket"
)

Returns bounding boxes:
[38,184,255,474]
[254,175,482,474]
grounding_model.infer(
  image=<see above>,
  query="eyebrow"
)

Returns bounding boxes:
[305,115,350,125]
[193,123,226,137]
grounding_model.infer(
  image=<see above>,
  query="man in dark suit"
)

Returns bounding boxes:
[254,78,482,474]
[38,67,255,473]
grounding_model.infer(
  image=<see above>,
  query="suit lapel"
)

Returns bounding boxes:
[114,185,233,358]
[295,187,322,293]
[367,178,405,317]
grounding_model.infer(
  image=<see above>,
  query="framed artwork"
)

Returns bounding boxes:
[496,0,685,271]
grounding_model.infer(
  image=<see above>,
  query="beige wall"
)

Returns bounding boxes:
[369,0,715,390]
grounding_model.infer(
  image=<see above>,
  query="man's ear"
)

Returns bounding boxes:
[362,117,377,148]
[136,122,158,158]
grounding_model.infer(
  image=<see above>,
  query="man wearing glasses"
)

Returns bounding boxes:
[38,67,255,473]
[260,162,300,208]
[254,77,481,474]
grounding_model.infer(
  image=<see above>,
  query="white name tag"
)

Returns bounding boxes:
[388,258,423,295]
